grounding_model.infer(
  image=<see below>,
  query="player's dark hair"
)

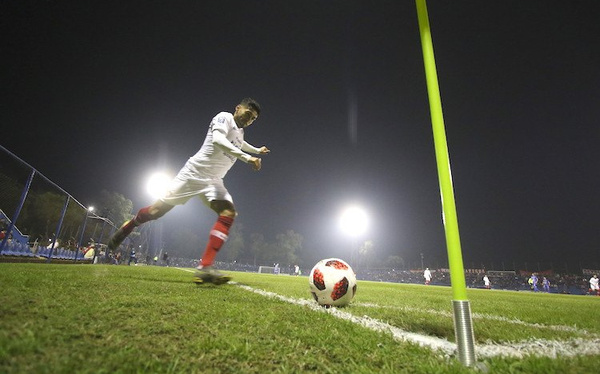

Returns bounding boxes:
[240,98,261,116]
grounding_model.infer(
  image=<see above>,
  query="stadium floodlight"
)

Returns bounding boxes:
[339,205,369,268]
[146,172,171,200]
[339,206,369,237]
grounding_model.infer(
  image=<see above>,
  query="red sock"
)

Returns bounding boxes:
[134,207,153,225]
[118,207,152,237]
[200,216,234,267]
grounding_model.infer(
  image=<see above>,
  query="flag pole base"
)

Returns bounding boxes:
[452,300,476,366]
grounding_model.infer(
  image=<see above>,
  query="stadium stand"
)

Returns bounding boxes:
[0,145,113,263]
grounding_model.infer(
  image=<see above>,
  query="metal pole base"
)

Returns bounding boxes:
[452,300,476,366]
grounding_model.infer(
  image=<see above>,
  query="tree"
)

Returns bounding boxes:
[24,191,66,242]
[223,222,244,262]
[169,228,202,259]
[250,233,268,266]
[58,197,90,246]
[386,255,405,270]
[0,172,23,220]
[98,190,133,226]
[358,240,375,269]
[275,230,302,266]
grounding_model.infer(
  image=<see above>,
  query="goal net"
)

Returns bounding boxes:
[258,266,278,274]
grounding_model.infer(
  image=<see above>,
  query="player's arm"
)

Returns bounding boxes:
[212,129,251,162]
[212,129,262,170]
[241,141,270,155]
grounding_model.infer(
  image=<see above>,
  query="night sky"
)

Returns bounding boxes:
[3,1,599,269]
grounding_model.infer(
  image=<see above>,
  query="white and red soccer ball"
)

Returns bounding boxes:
[309,258,357,307]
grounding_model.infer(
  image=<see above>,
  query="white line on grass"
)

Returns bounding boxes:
[177,268,600,358]
[355,302,597,337]
[233,282,458,354]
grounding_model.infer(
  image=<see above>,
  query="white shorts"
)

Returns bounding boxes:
[591,284,599,291]
[160,167,233,207]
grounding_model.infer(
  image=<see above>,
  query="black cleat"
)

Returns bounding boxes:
[193,266,232,285]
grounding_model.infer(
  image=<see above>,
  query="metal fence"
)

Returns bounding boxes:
[0,145,118,263]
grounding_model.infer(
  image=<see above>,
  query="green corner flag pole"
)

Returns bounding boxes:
[415,0,476,366]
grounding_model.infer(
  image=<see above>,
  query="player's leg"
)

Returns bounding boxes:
[194,200,236,285]
[108,201,173,251]
[108,169,196,251]
[201,200,236,267]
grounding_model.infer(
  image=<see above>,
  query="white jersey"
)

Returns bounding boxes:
[423,269,431,280]
[184,112,252,179]
[590,277,599,290]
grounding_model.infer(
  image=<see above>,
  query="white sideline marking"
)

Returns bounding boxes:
[232,283,600,358]
[355,302,597,337]
[234,282,458,354]
[177,268,600,358]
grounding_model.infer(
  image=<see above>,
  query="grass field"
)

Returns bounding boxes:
[1,263,599,373]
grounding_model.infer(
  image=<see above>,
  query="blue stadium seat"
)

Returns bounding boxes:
[37,247,50,258]
[13,243,25,256]
[17,243,34,257]
[1,242,17,256]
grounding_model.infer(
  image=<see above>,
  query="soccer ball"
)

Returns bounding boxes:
[309,258,357,307]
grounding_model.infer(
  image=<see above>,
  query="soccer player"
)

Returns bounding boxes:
[128,248,137,266]
[106,98,269,284]
[162,251,169,267]
[483,274,491,289]
[423,268,432,285]
[589,274,599,296]
[542,277,550,293]
[530,273,539,292]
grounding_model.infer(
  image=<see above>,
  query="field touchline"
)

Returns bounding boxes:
[355,302,597,336]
